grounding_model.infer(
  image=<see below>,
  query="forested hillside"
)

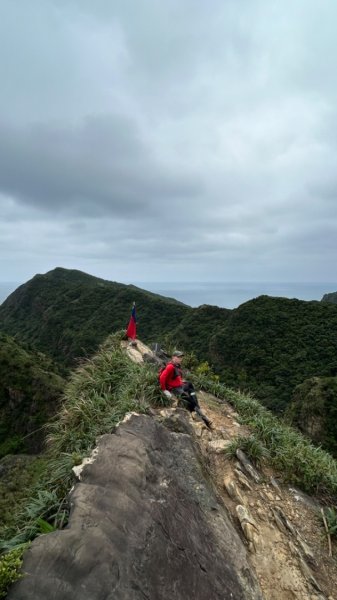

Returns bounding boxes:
[286,376,337,457]
[0,333,65,456]
[198,295,337,412]
[0,268,190,368]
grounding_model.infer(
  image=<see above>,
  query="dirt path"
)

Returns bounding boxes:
[195,392,337,600]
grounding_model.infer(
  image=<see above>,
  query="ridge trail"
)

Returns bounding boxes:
[127,340,337,600]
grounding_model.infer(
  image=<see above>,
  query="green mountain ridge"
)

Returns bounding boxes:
[0,267,190,369]
[1,267,337,454]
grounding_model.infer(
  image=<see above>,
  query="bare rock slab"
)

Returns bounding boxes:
[207,439,232,453]
[236,449,261,483]
[9,413,263,600]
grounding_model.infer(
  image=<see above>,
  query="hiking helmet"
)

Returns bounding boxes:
[172,350,184,357]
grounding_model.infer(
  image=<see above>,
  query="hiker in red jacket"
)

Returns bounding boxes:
[159,350,212,429]
[159,350,185,398]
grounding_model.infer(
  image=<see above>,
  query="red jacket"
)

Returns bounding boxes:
[159,363,183,390]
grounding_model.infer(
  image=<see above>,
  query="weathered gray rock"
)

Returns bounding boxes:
[142,352,161,365]
[273,506,316,568]
[289,486,321,510]
[234,468,253,491]
[270,477,282,494]
[236,449,261,483]
[298,556,323,594]
[297,535,316,568]
[272,506,297,537]
[207,439,232,453]
[288,541,322,596]
[223,477,246,505]
[236,505,260,553]
[271,506,289,535]
[9,413,263,600]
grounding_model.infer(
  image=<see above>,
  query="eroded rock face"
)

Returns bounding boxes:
[9,412,263,600]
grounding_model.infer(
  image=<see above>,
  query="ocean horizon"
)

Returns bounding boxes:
[136,282,337,309]
[1,281,337,309]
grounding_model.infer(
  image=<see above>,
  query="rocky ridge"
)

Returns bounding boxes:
[8,340,337,600]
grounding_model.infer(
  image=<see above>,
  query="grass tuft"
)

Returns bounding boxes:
[225,434,270,466]
[47,333,165,455]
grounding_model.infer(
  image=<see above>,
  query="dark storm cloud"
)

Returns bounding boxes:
[0,116,200,217]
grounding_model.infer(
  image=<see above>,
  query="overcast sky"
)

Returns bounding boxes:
[1,0,337,284]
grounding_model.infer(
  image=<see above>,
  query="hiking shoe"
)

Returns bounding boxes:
[194,407,213,430]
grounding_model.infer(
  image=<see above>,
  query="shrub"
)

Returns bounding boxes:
[0,545,28,598]
[195,361,219,382]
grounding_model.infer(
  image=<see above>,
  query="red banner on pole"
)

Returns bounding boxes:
[126,302,137,339]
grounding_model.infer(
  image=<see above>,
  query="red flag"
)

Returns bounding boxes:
[126,302,137,339]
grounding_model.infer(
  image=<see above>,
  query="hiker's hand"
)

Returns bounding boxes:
[163,390,172,400]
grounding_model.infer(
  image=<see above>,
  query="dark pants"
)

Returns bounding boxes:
[171,382,199,412]
[171,382,212,429]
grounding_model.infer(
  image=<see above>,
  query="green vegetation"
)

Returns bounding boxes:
[193,373,337,499]
[0,333,65,456]
[47,332,168,455]
[0,268,189,369]
[0,456,48,533]
[286,377,337,457]
[0,545,28,598]
[169,304,230,359]
[0,332,170,555]
[0,453,73,553]
[225,434,269,466]
[203,295,337,413]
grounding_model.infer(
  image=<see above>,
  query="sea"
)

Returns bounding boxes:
[137,282,337,309]
[1,281,337,309]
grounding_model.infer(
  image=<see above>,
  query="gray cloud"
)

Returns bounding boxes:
[0,116,201,217]
[1,0,337,284]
